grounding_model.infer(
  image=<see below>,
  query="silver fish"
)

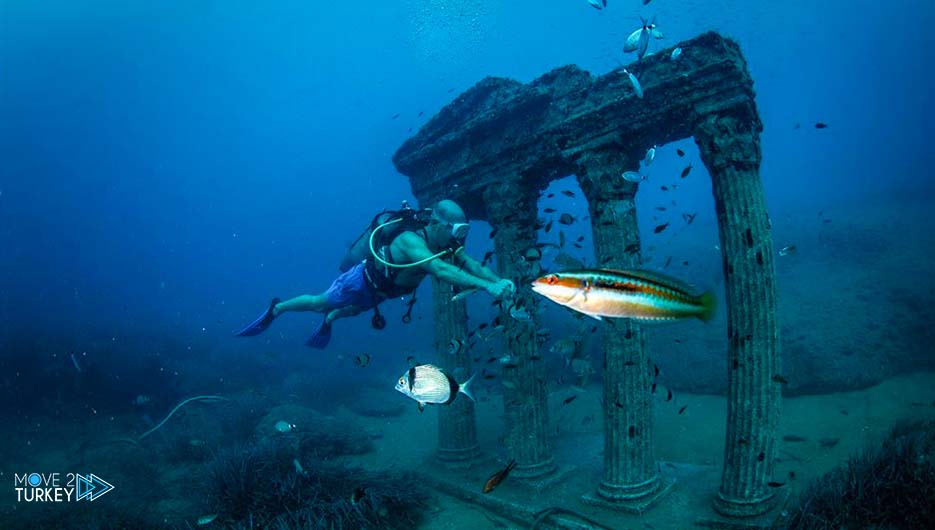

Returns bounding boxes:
[637,18,651,60]
[643,146,656,166]
[197,514,218,526]
[395,364,476,412]
[509,303,533,322]
[670,47,682,60]
[622,171,644,183]
[779,245,797,256]
[623,69,643,98]
[624,28,642,52]
[586,0,607,10]
[274,420,296,433]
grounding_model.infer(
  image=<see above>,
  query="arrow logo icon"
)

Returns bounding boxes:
[75,473,114,501]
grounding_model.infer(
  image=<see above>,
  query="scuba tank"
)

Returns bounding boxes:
[339,201,433,272]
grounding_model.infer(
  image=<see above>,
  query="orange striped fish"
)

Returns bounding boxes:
[531,269,716,322]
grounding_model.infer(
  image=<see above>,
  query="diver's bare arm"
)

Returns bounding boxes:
[453,249,501,283]
[397,233,495,291]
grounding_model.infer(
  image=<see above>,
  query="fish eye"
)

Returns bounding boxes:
[399,378,405,385]
[547,275,558,285]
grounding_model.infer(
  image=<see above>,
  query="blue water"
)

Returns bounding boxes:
[2,1,934,529]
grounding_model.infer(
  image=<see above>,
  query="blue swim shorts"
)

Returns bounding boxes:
[324,263,380,311]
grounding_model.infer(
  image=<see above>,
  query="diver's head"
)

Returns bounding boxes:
[427,199,469,250]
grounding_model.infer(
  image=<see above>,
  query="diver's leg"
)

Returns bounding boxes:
[306,305,369,349]
[324,304,366,324]
[273,294,328,316]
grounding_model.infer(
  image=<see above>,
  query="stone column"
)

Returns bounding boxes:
[484,180,555,480]
[432,276,481,466]
[577,150,671,512]
[694,112,781,518]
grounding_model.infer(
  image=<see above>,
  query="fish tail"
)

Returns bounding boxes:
[459,373,476,402]
[697,291,717,322]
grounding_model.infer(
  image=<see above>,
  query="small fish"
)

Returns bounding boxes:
[275,420,297,433]
[132,394,151,406]
[558,213,576,225]
[623,69,643,99]
[70,353,83,373]
[819,437,840,448]
[624,243,640,254]
[614,400,624,408]
[197,514,218,526]
[559,231,566,248]
[489,228,499,238]
[482,250,495,266]
[391,113,400,120]
[395,364,476,412]
[757,452,765,462]
[563,395,578,406]
[814,122,828,129]
[637,18,652,60]
[509,303,533,322]
[406,355,418,367]
[523,247,543,262]
[651,383,657,394]
[547,193,555,198]
[779,245,797,257]
[643,146,656,166]
[293,458,307,477]
[561,189,576,198]
[543,207,557,213]
[782,435,807,442]
[670,47,682,61]
[772,374,789,384]
[483,459,517,493]
[682,212,697,225]
[678,405,687,415]
[680,164,693,178]
[483,373,497,380]
[676,148,685,157]
[189,439,206,447]
[767,481,785,488]
[654,222,669,234]
[586,0,607,10]
[448,339,464,355]
[622,171,644,183]
[665,388,673,402]
[354,353,371,367]
[486,357,497,364]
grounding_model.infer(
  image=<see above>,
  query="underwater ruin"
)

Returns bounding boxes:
[393,32,783,528]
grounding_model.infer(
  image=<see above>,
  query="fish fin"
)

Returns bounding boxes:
[459,373,476,403]
[698,291,717,322]
[418,402,425,413]
[585,313,603,321]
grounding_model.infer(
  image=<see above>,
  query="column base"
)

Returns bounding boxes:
[436,444,482,469]
[514,463,577,492]
[582,475,674,514]
[696,491,788,529]
[510,456,557,481]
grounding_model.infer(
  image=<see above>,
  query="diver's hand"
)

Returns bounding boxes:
[487,279,516,301]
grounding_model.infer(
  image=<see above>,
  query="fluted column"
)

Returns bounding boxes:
[694,112,781,518]
[432,276,481,466]
[484,180,555,480]
[577,150,668,510]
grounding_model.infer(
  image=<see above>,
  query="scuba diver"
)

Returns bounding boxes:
[234,199,515,348]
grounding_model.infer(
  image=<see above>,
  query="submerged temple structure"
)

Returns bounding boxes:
[393,32,782,528]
